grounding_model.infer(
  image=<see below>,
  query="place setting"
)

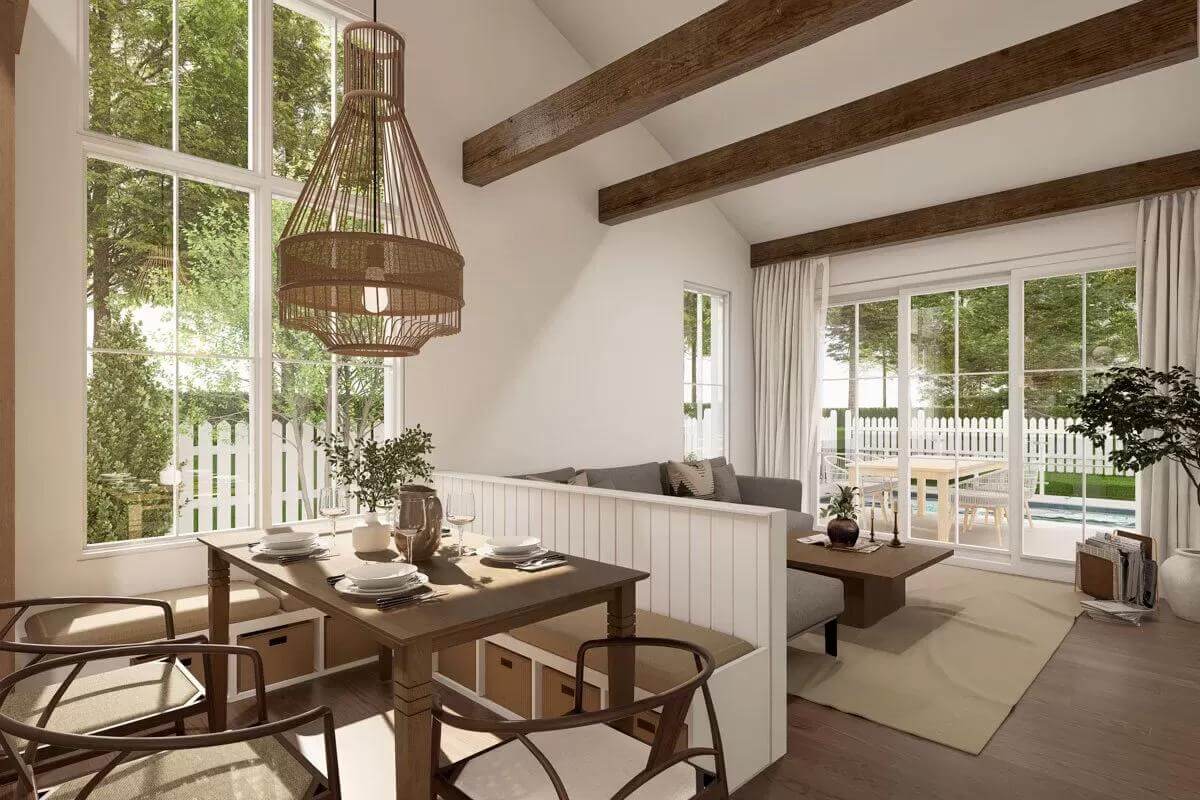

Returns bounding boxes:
[476,536,568,571]
[325,563,447,610]
[248,527,333,564]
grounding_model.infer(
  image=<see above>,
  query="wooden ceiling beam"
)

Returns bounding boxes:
[600,0,1198,225]
[9,0,28,54]
[749,150,1200,267]
[462,0,912,186]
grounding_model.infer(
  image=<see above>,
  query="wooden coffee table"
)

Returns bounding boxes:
[788,537,953,628]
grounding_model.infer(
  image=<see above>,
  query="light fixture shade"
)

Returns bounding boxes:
[277,22,464,358]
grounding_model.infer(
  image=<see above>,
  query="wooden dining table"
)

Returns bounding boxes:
[200,529,648,800]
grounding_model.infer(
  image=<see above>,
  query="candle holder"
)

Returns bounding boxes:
[888,488,905,548]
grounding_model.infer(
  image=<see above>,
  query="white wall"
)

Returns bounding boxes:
[828,204,1137,295]
[13,0,753,597]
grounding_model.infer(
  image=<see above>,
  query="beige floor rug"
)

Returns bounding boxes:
[788,564,1082,755]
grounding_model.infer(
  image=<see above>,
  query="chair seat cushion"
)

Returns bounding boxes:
[786,569,844,638]
[508,605,753,695]
[22,582,282,647]
[1,661,202,748]
[449,723,696,800]
[44,736,318,800]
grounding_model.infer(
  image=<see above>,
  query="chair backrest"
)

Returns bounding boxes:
[432,636,727,800]
[0,643,339,799]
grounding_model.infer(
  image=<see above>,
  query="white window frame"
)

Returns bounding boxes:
[683,282,731,461]
[78,0,403,554]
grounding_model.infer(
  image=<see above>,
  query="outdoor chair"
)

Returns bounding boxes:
[0,642,340,799]
[432,636,729,800]
[0,596,211,782]
[955,463,1042,544]
[822,454,896,523]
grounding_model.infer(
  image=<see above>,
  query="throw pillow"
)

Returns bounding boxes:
[568,472,589,487]
[712,463,742,503]
[666,460,716,500]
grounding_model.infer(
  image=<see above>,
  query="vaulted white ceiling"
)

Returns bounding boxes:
[532,0,1200,243]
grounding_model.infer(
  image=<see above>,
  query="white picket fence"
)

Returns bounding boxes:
[175,419,382,534]
[821,411,1128,476]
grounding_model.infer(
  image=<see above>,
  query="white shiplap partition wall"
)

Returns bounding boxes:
[432,471,788,779]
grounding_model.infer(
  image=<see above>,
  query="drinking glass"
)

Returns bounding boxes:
[318,486,347,555]
[394,494,426,564]
[446,493,476,558]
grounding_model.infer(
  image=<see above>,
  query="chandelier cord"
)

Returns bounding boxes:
[372,0,380,235]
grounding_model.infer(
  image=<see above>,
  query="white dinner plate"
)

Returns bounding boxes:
[478,545,550,563]
[249,540,329,559]
[334,573,429,598]
[485,536,542,555]
[345,562,419,589]
[259,531,320,551]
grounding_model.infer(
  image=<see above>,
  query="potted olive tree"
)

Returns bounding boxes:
[1069,366,1200,621]
[824,484,861,547]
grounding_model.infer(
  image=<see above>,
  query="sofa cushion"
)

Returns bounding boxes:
[518,467,576,483]
[786,569,844,638]
[786,510,815,536]
[580,462,664,495]
[665,460,716,500]
[711,463,742,503]
[23,582,282,647]
[508,604,753,695]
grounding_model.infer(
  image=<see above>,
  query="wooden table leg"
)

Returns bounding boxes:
[607,581,637,733]
[839,574,906,628]
[916,477,927,517]
[206,548,230,731]
[378,644,393,682]
[937,476,952,541]
[392,640,434,800]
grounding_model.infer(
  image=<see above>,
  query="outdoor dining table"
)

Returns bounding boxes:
[200,529,648,800]
[849,456,1006,541]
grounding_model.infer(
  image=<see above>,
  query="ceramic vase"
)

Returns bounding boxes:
[351,511,392,552]
[1162,548,1200,623]
[826,517,860,548]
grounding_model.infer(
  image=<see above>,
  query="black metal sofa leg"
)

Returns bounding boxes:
[824,619,838,658]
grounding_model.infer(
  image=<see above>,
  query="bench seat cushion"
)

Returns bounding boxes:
[23,582,282,647]
[786,569,844,638]
[1,661,201,749]
[44,735,317,800]
[508,605,753,695]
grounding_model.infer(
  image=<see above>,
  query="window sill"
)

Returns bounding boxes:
[78,531,238,561]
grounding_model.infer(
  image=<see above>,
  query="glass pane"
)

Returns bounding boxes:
[178,180,251,357]
[955,374,1009,550]
[87,160,174,353]
[909,375,953,541]
[684,383,725,462]
[177,358,251,534]
[1085,268,1138,369]
[336,362,387,441]
[1023,371,1085,560]
[273,2,333,180]
[1025,274,1082,370]
[88,0,172,149]
[823,305,853,380]
[910,292,953,375]
[87,351,175,544]
[273,360,333,524]
[857,299,898,379]
[959,285,1008,373]
[272,198,330,361]
[178,0,249,167]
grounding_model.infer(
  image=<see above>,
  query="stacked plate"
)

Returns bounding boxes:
[251,529,326,559]
[478,537,548,563]
[334,563,428,599]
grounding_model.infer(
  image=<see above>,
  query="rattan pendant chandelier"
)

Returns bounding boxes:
[277,18,464,358]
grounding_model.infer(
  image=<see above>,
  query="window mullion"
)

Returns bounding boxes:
[253,0,275,529]
[171,0,180,153]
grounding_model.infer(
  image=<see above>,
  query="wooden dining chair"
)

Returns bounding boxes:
[431,636,728,800]
[0,596,212,782]
[0,642,341,799]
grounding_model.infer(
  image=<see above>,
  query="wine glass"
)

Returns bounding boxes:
[394,494,426,564]
[446,493,476,558]
[318,486,347,555]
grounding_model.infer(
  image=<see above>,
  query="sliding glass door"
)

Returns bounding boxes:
[820,262,1138,569]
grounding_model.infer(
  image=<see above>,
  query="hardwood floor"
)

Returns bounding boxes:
[214,604,1198,800]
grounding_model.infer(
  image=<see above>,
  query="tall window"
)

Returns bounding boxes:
[85,0,385,546]
[819,265,1137,565]
[683,287,727,460]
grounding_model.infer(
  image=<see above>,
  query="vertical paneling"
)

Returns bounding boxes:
[598,497,616,564]
[568,493,585,556]
[614,499,633,568]
[504,484,518,536]
[632,504,652,609]
[756,519,771,648]
[649,506,671,615]
[710,515,735,636]
[689,511,712,629]
[553,492,570,553]
[527,488,542,541]
[731,517,759,643]
[669,508,691,622]
[516,486,530,539]
[481,482,495,536]
[542,491,557,550]
[584,495,600,560]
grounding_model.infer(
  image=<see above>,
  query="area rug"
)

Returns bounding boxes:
[787,564,1082,754]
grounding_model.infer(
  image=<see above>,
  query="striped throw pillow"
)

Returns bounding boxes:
[666,460,716,500]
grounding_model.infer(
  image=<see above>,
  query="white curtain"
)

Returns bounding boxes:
[1137,189,1200,559]
[753,257,829,498]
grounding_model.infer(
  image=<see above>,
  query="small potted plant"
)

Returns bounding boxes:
[321,426,435,553]
[823,484,861,547]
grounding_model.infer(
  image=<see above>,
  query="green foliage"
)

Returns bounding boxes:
[1069,366,1200,508]
[321,427,435,512]
[272,4,333,180]
[88,0,172,148]
[823,484,859,521]
[178,0,249,166]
